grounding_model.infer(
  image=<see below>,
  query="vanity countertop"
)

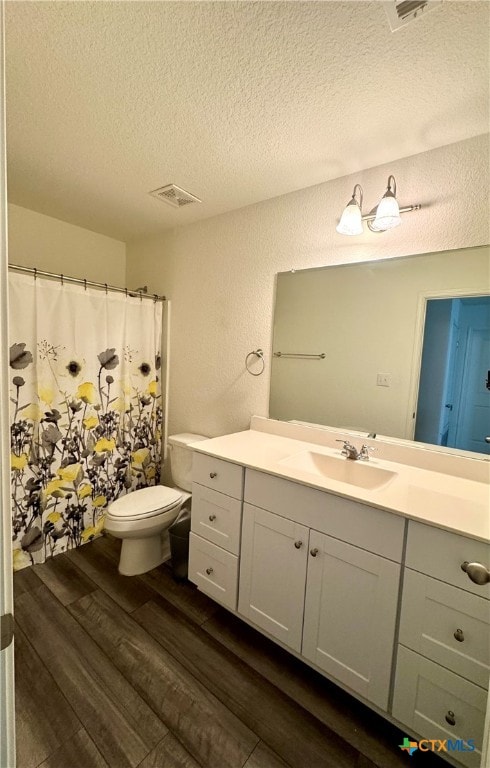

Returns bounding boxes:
[191,427,490,543]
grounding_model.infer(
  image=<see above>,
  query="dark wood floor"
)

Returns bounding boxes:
[13,534,448,768]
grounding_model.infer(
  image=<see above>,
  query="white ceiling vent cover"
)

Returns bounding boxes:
[149,184,202,208]
[385,0,443,31]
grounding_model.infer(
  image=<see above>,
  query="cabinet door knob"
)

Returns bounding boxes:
[294,540,303,549]
[445,710,456,726]
[209,472,217,479]
[461,561,490,585]
[208,514,216,522]
[205,567,214,575]
[310,548,319,557]
[453,628,465,642]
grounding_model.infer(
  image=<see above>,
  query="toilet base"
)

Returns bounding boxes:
[118,532,171,576]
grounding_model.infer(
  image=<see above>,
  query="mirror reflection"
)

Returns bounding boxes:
[269,245,490,456]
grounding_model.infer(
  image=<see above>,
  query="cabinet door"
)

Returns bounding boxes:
[238,503,309,652]
[302,530,400,711]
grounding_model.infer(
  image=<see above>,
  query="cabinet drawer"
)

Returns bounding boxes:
[399,569,490,689]
[406,522,490,599]
[191,483,242,555]
[192,453,243,499]
[188,533,238,610]
[244,469,404,561]
[393,646,486,768]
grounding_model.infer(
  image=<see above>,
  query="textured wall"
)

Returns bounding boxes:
[8,204,126,284]
[126,135,490,439]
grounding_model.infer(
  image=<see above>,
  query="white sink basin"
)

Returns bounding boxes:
[278,451,397,490]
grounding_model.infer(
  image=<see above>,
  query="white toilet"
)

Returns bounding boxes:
[104,433,208,576]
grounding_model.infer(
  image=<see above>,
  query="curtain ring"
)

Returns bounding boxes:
[84,279,87,291]
[105,283,108,294]
[125,287,128,298]
[60,274,64,286]
[245,349,265,376]
[33,267,37,281]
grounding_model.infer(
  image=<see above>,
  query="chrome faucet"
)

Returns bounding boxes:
[336,440,375,461]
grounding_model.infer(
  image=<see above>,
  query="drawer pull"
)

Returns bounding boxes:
[209,472,217,479]
[310,548,319,557]
[445,710,456,727]
[205,567,214,575]
[461,561,490,585]
[208,514,216,522]
[453,628,465,642]
[294,540,303,549]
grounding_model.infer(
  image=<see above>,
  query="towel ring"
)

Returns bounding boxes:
[245,349,265,376]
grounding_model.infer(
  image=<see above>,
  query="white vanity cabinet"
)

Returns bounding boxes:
[239,469,404,711]
[392,521,490,768]
[188,454,244,610]
[187,424,490,768]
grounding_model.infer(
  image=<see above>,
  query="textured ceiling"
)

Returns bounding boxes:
[5,1,490,241]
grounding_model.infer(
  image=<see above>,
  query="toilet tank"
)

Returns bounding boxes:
[167,433,208,492]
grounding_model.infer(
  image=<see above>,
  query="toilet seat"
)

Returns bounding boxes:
[107,486,183,522]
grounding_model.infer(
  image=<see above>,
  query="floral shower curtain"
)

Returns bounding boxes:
[9,272,163,570]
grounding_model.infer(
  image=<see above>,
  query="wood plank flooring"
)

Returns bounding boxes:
[14,535,448,768]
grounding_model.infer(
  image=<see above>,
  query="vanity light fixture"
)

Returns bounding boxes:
[372,175,401,231]
[336,175,421,235]
[335,184,364,236]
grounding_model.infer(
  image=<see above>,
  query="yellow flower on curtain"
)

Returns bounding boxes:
[78,484,92,499]
[57,463,83,485]
[76,381,97,404]
[93,495,107,508]
[38,384,55,405]
[11,452,28,471]
[95,437,116,452]
[112,396,128,413]
[145,465,156,480]
[81,514,106,542]
[131,447,151,468]
[46,511,62,523]
[12,548,31,571]
[44,479,65,497]
[83,415,99,430]
[20,403,43,422]
[148,380,158,397]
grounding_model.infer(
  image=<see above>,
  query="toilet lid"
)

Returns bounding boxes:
[107,486,183,519]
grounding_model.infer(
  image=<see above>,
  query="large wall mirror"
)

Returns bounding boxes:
[269,245,490,457]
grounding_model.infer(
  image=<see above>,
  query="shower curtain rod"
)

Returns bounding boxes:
[8,264,166,302]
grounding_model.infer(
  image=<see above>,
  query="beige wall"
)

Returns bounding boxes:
[126,134,490,439]
[8,204,126,284]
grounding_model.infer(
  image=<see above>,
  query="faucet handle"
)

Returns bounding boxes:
[359,444,376,461]
[336,439,357,459]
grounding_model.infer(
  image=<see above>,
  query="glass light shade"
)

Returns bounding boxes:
[336,200,363,236]
[373,192,401,230]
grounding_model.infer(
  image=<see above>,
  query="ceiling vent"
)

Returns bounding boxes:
[384,0,443,31]
[149,184,202,208]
